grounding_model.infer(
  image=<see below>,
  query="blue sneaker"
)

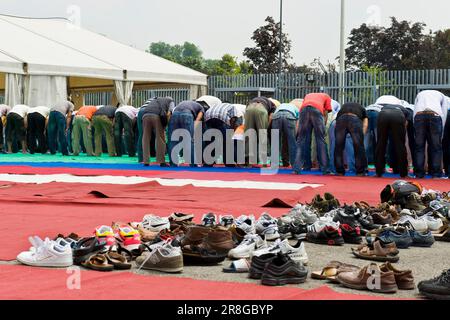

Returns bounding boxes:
[408,230,435,247]
[375,228,413,249]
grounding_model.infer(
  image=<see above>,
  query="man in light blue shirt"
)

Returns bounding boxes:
[271,100,301,167]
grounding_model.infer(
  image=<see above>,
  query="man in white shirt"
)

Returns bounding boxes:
[0,104,11,153]
[114,104,138,157]
[27,106,50,154]
[413,90,449,178]
[374,95,409,178]
[6,104,30,153]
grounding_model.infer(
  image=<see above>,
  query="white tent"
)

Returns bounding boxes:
[0,14,207,107]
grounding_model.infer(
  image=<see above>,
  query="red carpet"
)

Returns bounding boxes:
[1,166,446,300]
[0,265,383,300]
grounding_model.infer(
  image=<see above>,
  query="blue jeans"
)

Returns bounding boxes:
[168,112,195,165]
[334,115,367,175]
[204,118,232,165]
[47,111,68,155]
[271,111,297,167]
[365,110,378,165]
[329,120,356,173]
[414,113,443,178]
[293,106,329,174]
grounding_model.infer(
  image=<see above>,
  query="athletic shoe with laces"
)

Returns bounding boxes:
[169,212,194,222]
[408,229,435,247]
[306,221,344,246]
[201,213,217,227]
[141,214,170,232]
[94,225,116,248]
[278,220,307,240]
[418,269,450,300]
[251,239,308,265]
[256,213,280,241]
[283,204,318,225]
[419,213,444,232]
[333,207,361,228]
[397,213,428,232]
[219,215,235,228]
[17,236,73,267]
[228,234,267,259]
[340,224,363,244]
[136,242,183,273]
[235,215,256,234]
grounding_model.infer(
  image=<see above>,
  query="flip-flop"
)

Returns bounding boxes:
[311,261,359,281]
[222,259,251,273]
[105,251,132,270]
[82,254,114,272]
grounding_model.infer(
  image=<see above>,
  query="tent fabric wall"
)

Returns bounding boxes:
[5,73,24,106]
[24,75,67,107]
[0,15,207,85]
[114,81,134,105]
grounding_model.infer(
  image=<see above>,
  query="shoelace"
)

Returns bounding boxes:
[433,270,450,284]
[137,239,172,271]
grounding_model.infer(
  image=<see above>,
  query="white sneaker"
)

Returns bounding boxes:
[397,214,428,232]
[308,220,340,233]
[228,234,267,259]
[419,214,444,232]
[235,215,256,234]
[256,213,280,240]
[252,239,308,265]
[141,214,170,232]
[17,236,73,267]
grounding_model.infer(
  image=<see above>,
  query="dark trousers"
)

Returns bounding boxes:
[168,112,195,165]
[365,110,379,164]
[443,112,450,177]
[271,111,297,167]
[334,114,367,175]
[48,111,68,155]
[27,113,46,154]
[293,106,329,174]
[6,113,26,148]
[205,118,233,165]
[0,118,4,150]
[414,113,443,178]
[114,112,135,157]
[375,110,408,177]
[142,114,166,164]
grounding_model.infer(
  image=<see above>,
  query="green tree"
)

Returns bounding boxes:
[243,16,293,73]
[346,17,450,70]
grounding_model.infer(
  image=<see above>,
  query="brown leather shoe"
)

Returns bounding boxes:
[337,263,398,293]
[181,225,211,247]
[352,240,400,262]
[201,228,235,254]
[380,262,415,290]
[229,225,247,244]
[371,212,393,225]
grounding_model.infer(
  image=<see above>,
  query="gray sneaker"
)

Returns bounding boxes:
[136,244,183,273]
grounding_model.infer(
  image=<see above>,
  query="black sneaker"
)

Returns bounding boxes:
[249,253,276,279]
[278,221,307,240]
[306,223,345,246]
[201,213,217,227]
[340,224,363,244]
[219,215,235,228]
[333,207,360,228]
[260,253,308,286]
[418,269,450,300]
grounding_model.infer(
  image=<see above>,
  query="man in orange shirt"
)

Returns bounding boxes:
[72,105,99,156]
[293,93,332,175]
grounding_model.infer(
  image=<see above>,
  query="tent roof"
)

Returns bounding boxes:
[0,14,207,85]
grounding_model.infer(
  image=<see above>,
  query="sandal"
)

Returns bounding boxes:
[222,259,251,273]
[72,237,106,265]
[105,251,132,270]
[311,261,360,282]
[82,254,114,272]
[352,240,400,263]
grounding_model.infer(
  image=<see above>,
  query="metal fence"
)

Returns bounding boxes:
[83,88,190,107]
[208,69,450,106]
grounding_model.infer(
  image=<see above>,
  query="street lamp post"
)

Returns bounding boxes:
[278,0,283,101]
[339,0,346,104]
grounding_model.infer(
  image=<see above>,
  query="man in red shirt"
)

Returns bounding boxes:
[293,93,332,174]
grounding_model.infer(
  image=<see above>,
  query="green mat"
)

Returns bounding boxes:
[0,153,139,164]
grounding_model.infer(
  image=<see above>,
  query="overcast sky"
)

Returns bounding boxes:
[1,0,449,65]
